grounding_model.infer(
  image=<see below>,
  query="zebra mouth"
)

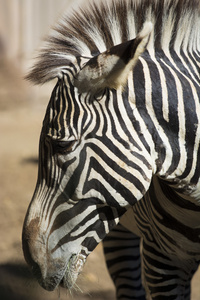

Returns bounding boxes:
[60,253,86,289]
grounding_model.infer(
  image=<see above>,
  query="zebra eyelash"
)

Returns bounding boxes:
[52,139,78,155]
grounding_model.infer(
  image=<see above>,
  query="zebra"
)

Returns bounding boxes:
[22,0,200,299]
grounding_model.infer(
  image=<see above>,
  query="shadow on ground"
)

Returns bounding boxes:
[0,263,37,300]
[21,157,38,165]
[0,262,115,300]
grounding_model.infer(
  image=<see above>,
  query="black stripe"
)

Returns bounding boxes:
[134,59,167,172]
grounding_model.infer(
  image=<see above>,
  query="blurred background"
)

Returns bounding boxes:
[0,1,199,299]
[0,0,72,68]
[0,0,74,110]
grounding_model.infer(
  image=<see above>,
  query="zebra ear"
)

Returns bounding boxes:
[74,22,152,94]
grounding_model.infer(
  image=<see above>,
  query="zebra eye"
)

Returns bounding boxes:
[52,140,77,155]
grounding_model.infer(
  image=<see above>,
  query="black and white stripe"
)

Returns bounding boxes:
[22,0,200,299]
[103,223,146,300]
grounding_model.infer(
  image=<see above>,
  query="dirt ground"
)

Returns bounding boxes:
[0,59,200,300]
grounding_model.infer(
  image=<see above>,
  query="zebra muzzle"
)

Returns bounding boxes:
[31,253,86,291]
[22,217,87,291]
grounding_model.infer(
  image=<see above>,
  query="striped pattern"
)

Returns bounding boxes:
[103,224,146,299]
[22,0,200,299]
[133,177,200,299]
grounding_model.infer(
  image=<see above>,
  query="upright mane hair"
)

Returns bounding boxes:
[27,0,200,84]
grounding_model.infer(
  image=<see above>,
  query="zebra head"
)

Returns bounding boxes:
[22,23,153,291]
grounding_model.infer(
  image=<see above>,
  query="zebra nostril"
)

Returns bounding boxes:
[22,217,40,262]
[22,217,44,282]
[22,237,42,279]
[22,233,35,268]
[31,261,43,281]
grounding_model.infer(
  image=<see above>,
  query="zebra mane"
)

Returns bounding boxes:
[27,0,200,85]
